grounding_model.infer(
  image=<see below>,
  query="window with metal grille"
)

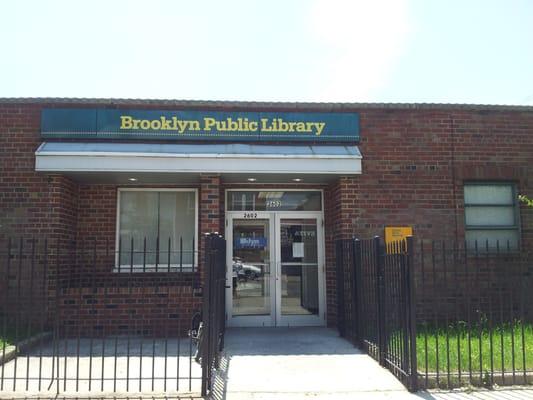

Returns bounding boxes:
[116,189,197,271]
[464,183,520,251]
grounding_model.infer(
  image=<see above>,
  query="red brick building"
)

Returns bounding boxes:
[1,98,532,332]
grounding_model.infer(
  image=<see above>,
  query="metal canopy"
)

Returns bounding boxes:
[35,142,362,184]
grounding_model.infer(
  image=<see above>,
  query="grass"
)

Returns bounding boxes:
[0,338,10,349]
[0,326,38,349]
[416,321,533,374]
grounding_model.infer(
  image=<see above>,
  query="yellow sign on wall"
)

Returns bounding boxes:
[385,226,413,250]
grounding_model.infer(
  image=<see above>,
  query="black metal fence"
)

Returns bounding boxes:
[201,233,226,396]
[336,236,418,391]
[415,240,533,389]
[336,236,533,391]
[0,235,226,396]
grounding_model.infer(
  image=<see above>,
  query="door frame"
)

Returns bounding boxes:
[225,189,326,327]
[225,212,276,327]
[275,212,325,327]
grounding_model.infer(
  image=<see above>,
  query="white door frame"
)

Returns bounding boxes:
[226,212,276,327]
[225,208,325,327]
[275,212,325,327]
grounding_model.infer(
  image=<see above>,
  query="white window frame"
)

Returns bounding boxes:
[115,188,198,272]
[225,189,324,213]
[463,182,520,251]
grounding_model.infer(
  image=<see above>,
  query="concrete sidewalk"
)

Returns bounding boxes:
[0,337,201,397]
[211,327,533,400]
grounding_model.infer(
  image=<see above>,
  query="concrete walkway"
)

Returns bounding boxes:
[211,327,533,400]
[211,327,410,399]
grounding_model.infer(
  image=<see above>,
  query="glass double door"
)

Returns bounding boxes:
[226,212,324,327]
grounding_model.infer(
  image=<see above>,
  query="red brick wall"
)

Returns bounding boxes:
[0,104,81,327]
[58,277,201,337]
[1,101,533,332]
[346,109,533,248]
[323,109,533,327]
[67,183,208,335]
[48,175,79,242]
[0,104,51,241]
[77,184,116,244]
[200,175,222,282]
[3,102,531,248]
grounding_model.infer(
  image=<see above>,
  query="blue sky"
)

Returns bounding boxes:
[1,0,532,104]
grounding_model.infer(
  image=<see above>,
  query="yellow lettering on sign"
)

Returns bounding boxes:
[118,115,328,136]
[204,117,216,131]
[160,117,172,130]
[315,122,325,136]
[261,118,271,131]
[175,119,189,133]
[188,120,201,131]
[120,116,133,129]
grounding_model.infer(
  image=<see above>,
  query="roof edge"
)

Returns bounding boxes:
[1,97,533,112]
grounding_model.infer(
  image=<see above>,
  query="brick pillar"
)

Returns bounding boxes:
[199,174,222,282]
[47,174,79,243]
[46,174,79,324]
[324,176,360,327]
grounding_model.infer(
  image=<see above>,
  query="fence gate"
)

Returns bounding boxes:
[0,234,226,397]
[336,236,418,391]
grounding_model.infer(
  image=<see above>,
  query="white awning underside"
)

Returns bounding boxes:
[35,142,362,184]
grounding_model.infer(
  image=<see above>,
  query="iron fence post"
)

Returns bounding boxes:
[201,234,213,397]
[353,238,362,345]
[213,235,223,368]
[406,236,418,391]
[201,233,226,397]
[400,240,409,377]
[216,235,226,353]
[375,236,386,367]
[336,240,345,337]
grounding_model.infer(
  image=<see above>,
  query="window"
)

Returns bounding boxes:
[464,183,519,251]
[227,191,322,211]
[116,189,197,271]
